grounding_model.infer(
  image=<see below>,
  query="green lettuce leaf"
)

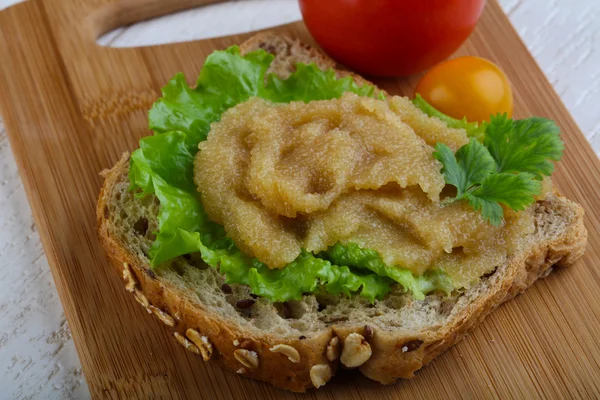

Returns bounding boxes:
[148,47,381,147]
[412,94,486,141]
[320,243,454,300]
[265,63,381,102]
[203,245,393,302]
[149,47,274,146]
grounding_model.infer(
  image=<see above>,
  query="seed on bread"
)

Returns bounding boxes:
[133,288,150,310]
[269,344,300,363]
[186,329,213,361]
[221,283,232,294]
[149,305,176,327]
[234,349,259,369]
[174,332,201,355]
[236,299,255,309]
[122,262,136,292]
[340,333,372,368]
[326,337,341,362]
[145,268,156,279]
[310,364,332,388]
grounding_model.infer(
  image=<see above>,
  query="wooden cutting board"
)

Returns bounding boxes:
[0,0,599,398]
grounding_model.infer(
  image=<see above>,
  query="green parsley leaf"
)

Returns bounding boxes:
[465,173,542,225]
[434,138,496,198]
[484,114,564,178]
[473,172,542,211]
[464,195,504,226]
[433,114,561,225]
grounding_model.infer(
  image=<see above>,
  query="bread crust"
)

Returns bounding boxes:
[96,34,587,392]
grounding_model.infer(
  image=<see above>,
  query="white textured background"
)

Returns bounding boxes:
[0,0,598,398]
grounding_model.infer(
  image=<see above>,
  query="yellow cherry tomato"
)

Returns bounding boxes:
[415,56,513,123]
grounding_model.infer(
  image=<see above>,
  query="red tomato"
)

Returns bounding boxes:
[299,0,486,77]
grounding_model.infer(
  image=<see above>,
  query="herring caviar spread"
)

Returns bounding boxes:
[195,93,546,288]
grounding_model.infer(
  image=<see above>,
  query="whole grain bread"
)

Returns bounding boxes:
[96,33,587,392]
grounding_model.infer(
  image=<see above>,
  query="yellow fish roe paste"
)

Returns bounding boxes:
[195,93,542,289]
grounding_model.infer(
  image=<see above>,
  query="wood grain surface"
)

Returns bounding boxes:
[0,0,599,398]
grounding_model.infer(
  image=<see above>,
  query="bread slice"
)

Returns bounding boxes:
[96,33,587,392]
